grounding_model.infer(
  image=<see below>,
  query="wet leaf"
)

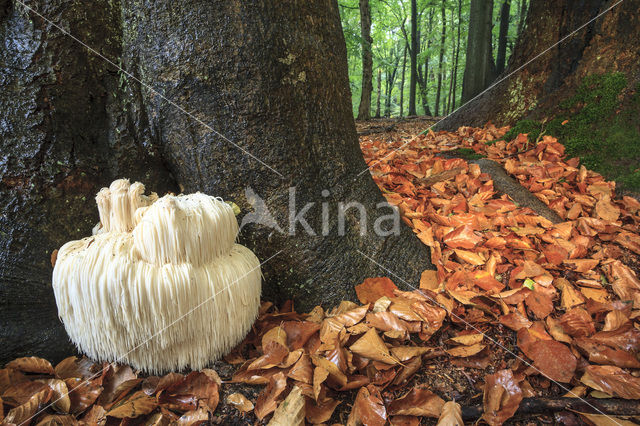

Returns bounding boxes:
[6,357,54,375]
[581,365,640,399]
[388,387,444,417]
[4,384,52,425]
[559,308,595,337]
[96,364,138,407]
[482,369,523,426]
[37,379,71,413]
[34,414,78,425]
[79,405,106,425]
[305,396,340,424]
[254,371,288,420]
[227,392,254,413]
[106,390,156,418]
[347,385,387,426]
[55,357,98,381]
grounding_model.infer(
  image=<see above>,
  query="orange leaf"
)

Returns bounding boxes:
[355,277,398,304]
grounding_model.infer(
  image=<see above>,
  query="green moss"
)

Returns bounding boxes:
[449,148,485,161]
[499,73,640,192]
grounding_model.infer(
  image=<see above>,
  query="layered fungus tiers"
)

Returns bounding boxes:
[52,179,261,373]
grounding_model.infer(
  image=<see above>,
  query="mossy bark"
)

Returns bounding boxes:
[0,0,431,365]
[436,0,640,130]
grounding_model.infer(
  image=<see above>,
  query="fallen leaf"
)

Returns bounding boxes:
[420,270,440,290]
[388,387,444,417]
[356,277,399,304]
[305,396,340,424]
[347,385,387,426]
[349,328,398,364]
[559,308,595,337]
[482,369,523,426]
[4,384,52,425]
[443,225,482,249]
[436,401,463,426]
[526,339,577,383]
[254,372,288,420]
[6,357,54,375]
[525,291,554,319]
[106,390,157,418]
[446,343,486,357]
[581,365,640,399]
[227,393,254,413]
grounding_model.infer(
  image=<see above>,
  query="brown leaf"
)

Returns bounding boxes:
[227,392,254,413]
[2,381,50,406]
[388,387,444,417]
[602,309,630,331]
[262,326,288,348]
[443,225,482,249]
[106,390,157,418]
[420,270,440,291]
[349,328,398,364]
[175,406,209,425]
[0,368,28,394]
[525,291,554,319]
[142,372,184,395]
[305,396,340,424]
[526,339,577,383]
[332,304,369,327]
[37,379,71,413]
[4,384,52,425]
[366,311,408,334]
[356,277,399,304]
[482,369,523,426]
[589,323,640,351]
[390,346,439,362]
[6,357,55,375]
[34,414,78,425]
[446,343,486,358]
[96,365,138,407]
[499,312,532,331]
[79,405,106,425]
[310,355,347,388]
[446,333,484,346]
[288,352,313,384]
[608,260,640,301]
[248,341,289,370]
[55,357,99,380]
[559,308,595,337]
[436,401,463,426]
[281,321,321,350]
[581,365,640,399]
[63,378,103,414]
[159,371,219,412]
[574,337,640,368]
[254,371,288,420]
[595,198,620,222]
[347,385,387,426]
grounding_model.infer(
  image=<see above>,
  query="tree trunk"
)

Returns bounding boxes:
[446,7,455,114]
[435,0,447,116]
[399,42,407,117]
[461,0,495,104]
[357,0,373,120]
[496,0,511,74]
[451,0,462,111]
[0,0,432,365]
[408,0,418,116]
[417,8,433,117]
[436,0,640,130]
[375,68,382,118]
[517,0,527,35]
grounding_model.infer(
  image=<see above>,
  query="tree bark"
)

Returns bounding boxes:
[0,0,432,365]
[408,0,418,116]
[357,0,373,120]
[375,68,382,118]
[417,8,433,116]
[461,0,495,104]
[435,0,447,116]
[399,42,407,117]
[517,0,527,35]
[436,0,640,130]
[451,0,463,111]
[496,0,511,74]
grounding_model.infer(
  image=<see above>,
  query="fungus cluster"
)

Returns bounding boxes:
[52,179,261,373]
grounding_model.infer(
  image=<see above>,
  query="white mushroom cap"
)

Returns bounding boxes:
[52,179,261,373]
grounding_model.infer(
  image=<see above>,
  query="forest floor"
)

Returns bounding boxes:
[2,119,640,425]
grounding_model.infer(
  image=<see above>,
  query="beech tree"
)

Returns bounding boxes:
[461,0,496,103]
[357,0,374,120]
[0,0,431,364]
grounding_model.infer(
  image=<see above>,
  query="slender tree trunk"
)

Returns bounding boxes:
[0,0,432,364]
[417,8,433,116]
[385,51,400,117]
[517,0,527,35]
[357,0,373,120]
[399,42,407,117]
[451,0,462,111]
[435,0,446,116]
[461,0,495,104]
[375,68,382,118]
[496,0,511,74]
[446,8,455,114]
[408,0,418,115]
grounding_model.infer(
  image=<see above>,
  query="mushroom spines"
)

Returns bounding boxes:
[52,179,261,373]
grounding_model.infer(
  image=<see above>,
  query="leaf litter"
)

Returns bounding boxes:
[2,122,640,425]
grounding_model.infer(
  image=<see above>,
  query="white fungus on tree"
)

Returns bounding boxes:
[52,179,261,373]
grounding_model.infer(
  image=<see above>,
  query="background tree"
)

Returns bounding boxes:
[357,0,374,119]
[496,0,511,74]
[0,0,431,364]
[461,0,495,103]
[408,0,419,115]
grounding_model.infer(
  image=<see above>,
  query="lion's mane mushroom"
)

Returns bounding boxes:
[52,179,261,373]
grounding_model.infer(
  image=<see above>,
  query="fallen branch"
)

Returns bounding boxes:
[461,397,640,420]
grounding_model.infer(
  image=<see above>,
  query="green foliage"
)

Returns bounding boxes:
[502,73,640,192]
[448,147,485,160]
[339,0,526,118]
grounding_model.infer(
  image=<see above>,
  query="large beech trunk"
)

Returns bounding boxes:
[438,0,640,129]
[0,0,431,365]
